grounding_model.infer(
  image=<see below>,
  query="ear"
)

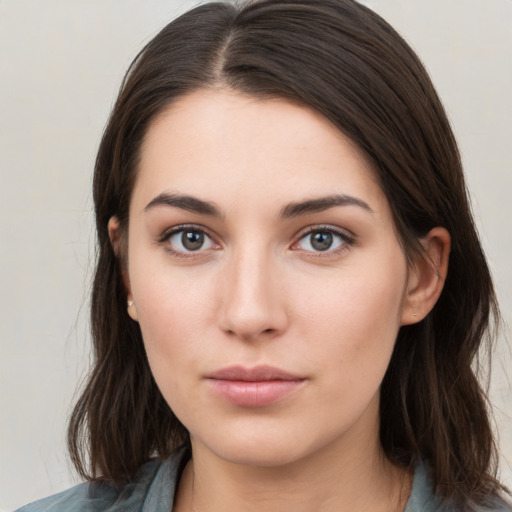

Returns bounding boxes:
[401,227,451,325]
[108,216,138,322]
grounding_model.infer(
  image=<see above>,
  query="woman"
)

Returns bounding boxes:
[16,0,511,510]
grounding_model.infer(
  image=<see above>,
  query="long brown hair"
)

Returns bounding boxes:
[68,0,507,507]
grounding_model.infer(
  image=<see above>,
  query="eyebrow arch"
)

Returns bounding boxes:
[280,194,373,219]
[145,193,221,217]
[145,192,372,219]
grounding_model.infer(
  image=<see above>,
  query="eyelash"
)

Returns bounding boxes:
[292,225,356,255]
[158,224,219,259]
[158,224,356,258]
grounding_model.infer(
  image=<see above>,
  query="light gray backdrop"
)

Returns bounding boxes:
[1,1,511,510]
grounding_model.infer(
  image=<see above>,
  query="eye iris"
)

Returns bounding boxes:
[182,231,204,251]
[311,231,333,251]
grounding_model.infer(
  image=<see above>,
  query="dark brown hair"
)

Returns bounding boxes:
[68,0,507,508]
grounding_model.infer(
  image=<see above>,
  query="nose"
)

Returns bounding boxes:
[218,248,289,341]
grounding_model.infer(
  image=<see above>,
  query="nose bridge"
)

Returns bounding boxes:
[220,240,286,339]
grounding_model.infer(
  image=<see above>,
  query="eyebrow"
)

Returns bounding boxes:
[145,193,221,217]
[279,194,373,219]
[144,192,373,219]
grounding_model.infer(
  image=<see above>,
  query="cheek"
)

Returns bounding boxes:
[130,263,217,371]
[130,268,223,428]
[294,256,407,376]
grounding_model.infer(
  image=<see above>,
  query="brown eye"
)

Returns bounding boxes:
[310,232,333,251]
[294,227,353,254]
[182,231,205,251]
[164,227,216,254]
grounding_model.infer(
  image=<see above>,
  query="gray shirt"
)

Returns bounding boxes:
[14,449,511,512]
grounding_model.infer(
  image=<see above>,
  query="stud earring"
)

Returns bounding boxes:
[126,300,138,321]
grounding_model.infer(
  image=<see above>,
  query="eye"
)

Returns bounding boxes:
[161,226,217,255]
[293,227,354,253]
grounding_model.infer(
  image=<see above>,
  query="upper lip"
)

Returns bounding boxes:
[206,365,304,382]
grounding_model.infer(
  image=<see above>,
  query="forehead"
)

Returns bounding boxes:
[132,89,388,216]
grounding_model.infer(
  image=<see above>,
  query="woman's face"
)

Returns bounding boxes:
[124,89,415,467]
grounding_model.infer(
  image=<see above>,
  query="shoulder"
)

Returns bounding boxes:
[14,460,161,512]
[406,462,512,512]
[14,449,187,512]
[474,494,512,512]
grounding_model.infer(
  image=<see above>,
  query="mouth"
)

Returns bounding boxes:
[205,365,307,407]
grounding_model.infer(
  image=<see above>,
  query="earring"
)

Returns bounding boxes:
[126,299,138,321]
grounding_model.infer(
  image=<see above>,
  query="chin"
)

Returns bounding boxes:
[213,441,309,468]
[190,419,348,470]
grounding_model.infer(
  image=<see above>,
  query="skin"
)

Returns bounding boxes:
[109,89,450,512]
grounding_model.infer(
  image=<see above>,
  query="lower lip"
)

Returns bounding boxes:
[207,379,305,407]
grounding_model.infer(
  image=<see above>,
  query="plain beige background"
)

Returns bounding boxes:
[1,1,511,510]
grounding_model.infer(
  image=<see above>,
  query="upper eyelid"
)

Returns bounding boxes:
[159,224,215,242]
[294,224,356,241]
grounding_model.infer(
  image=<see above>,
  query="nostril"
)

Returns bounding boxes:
[224,326,278,341]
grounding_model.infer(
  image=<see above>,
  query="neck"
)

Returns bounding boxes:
[174,415,412,512]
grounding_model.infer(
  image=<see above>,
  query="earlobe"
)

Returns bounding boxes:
[401,227,451,325]
[108,217,139,323]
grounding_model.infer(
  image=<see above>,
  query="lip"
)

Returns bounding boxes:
[205,365,307,407]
